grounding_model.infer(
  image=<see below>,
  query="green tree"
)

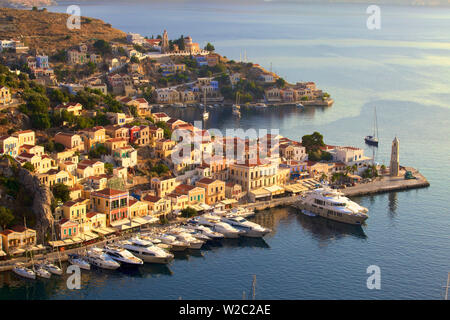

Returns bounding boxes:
[276,77,286,88]
[301,132,325,153]
[104,163,114,175]
[51,183,70,203]
[93,40,112,56]
[130,56,140,64]
[0,206,14,231]
[180,207,197,218]
[23,162,35,172]
[204,42,215,51]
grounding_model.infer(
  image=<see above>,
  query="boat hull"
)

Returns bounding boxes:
[295,202,368,225]
[364,137,379,146]
[132,253,173,264]
[68,257,91,270]
[85,257,120,270]
[12,268,36,280]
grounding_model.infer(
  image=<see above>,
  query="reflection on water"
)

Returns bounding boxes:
[152,104,331,131]
[295,211,367,243]
[388,192,398,218]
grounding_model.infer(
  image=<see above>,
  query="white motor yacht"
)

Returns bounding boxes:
[12,263,36,280]
[195,215,244,238]
[185,224,224,240]
[221,215,271,238]
[119,238,174,264]
[167,229,205,249]
[85,247,121,270]
[103,245,144,266]
[68,253,91,270]
[228,207,255,218]
[294,187,369,225]
[156,233,189,251]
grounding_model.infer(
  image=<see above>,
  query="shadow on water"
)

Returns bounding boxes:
[295,211,367,241]
[173,249,205,261]
[213,237,270,249]
[118,264,173,278]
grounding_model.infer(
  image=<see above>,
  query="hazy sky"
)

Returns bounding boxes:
[66,0,450,6]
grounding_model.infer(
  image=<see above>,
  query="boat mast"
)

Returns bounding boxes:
[374,106,378,138]
[445,272,450,300]
[24,217,35,272]
[251,274,256,300]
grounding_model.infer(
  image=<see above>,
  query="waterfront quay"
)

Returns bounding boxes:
[342,167,430,197]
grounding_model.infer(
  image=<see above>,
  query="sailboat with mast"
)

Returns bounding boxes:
[232,92,241,117]
[365,106,379,146]
[40,220,63,275]
[202,88,209,120]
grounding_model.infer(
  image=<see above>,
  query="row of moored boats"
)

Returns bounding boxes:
[12,210,271,277]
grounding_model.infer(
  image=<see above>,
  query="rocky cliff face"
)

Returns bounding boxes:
[0,158,54,242]
[17,167,54,242]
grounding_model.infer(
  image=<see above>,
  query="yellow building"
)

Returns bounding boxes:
[151,176,178,198]
[166,193,189,211]
[62,198,90,231]
[80,126,106,152]
[0,86,12,105]
[229,159,279,192]
[0,226,37,255]
[12,130,35,147]
[38,169,76,187]
[195,178,226,205]
[128,199,149,218]
[155,139,175,158]
[174,184,205,205]
[142,195,171,217]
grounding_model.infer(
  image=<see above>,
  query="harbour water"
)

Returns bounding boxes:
[0,1,448,299]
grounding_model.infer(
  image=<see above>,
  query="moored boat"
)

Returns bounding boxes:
[68,253,91,270]
[103,245,144,266]
[12,263,36,280]
[85,247,121,270]
[220,216,271,238]
[294,187,369,225]
[119,237,174,264]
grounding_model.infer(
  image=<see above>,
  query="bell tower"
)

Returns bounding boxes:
[161,30,169,53]
[390,137,400,176]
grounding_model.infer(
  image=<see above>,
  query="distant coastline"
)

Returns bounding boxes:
[0,0,56,9]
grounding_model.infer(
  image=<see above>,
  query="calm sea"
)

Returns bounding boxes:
[0,1,448,299]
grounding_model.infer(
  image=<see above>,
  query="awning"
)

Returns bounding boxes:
[220,199,238,205]
[63,239,75,244]
[142,216,159,224]
[199,203,212,210]
[110,219,141,231]
[284,183,309,194]
[9,248,25,255]
[250,188,271,199]
[264,185,285,195]
[49,240,65,247]
[190,204,204,212]
[83,231,99,241]
[132,217,149,225]
[71,237,84,243]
